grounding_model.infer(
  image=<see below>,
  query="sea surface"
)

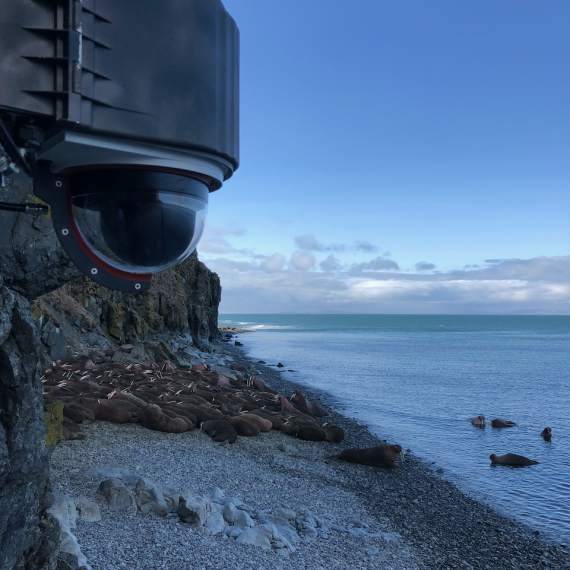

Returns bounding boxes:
[219,314,570,544]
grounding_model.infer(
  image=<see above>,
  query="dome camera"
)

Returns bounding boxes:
[0,0,239,292]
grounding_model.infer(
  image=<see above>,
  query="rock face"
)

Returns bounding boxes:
[32,251,221,356]
[0,287,58,570]
[0,177,82,300]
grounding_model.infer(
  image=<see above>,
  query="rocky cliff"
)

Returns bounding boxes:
[0,287,60,570]
[0,175,222,569]
[31,251,221,364]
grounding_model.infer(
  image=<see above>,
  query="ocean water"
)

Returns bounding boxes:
[219,314,570,543]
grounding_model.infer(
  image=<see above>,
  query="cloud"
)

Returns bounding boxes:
[201,255,570,314]
[290,250,316,271]
[197,224,249,255]
[353,241,379,253]
[295,234,344,252]
[415,261,437,271]
[355,256,401,272]
[197,236,251,256]
[320,255,343,272]
[260,253,286,272]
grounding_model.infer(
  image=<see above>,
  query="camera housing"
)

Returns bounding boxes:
[0,0,239,291]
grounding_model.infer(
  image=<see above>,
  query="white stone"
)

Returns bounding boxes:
[225,527,242,539]
[235,528,271,550]
[204,512,226,535]
[222,502,238,524]
[47,494,77,530]
[74,496,101,522]
[272,508,296,522]
[177,492,213,526]
[134,478,169,517]
[234,509,254,530]
[97,479,137,513]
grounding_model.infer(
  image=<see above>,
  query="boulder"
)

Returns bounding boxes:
[97,479,136,513]
[133,478,169,517]
[177,492,213,526]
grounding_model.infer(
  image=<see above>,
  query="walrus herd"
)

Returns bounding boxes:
[43,358,405,468]
[470,415,546,467]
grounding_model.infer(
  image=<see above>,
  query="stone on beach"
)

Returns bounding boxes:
[75,496,101,522]
[97,478,137,513]
[177,492,213,526]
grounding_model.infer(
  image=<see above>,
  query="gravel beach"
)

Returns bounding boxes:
[49,340,570,570]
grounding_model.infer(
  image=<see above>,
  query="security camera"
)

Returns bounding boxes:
[0,0,239,292]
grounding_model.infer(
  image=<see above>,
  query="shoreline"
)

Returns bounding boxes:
[48,338,570,570]
[221,340,569,569]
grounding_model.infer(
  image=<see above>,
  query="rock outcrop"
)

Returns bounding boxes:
[0,177,82,300]
[0,287,59,570]
[31,251,221,362]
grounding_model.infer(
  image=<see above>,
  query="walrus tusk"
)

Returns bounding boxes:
[398,451,406,462]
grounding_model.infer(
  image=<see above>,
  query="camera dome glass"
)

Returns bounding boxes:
[68,169,209,274]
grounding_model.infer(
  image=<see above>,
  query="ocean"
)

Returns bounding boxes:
[218,314,570,544]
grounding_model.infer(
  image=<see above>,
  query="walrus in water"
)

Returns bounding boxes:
[471,415,485,428]
[201,419,238,444]
[490,453,539,466]
[491,418,516,428]
[540,427,552,441]
[333,444,403,468]
[323,422,345,443]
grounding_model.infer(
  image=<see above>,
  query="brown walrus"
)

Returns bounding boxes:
[470,415,485,427]
[201,419,238,444]
[161,408,195,430]
[141,404,188,433]
[333,444,403,468]
[76,399,133,424]
[540,427,552,441]
[291,391,329,417]
[281,416,319,436]
[222,415,260,437]
[64,403,96,422]
[248,409,285,430]
[490,453,539,466]
[238,413,272,433]
[491,418,516,428]
[282,418,326,441]
[323,422,345,443]
[63,405,89,424]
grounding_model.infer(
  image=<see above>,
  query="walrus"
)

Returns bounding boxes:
[65,403,95,422]
[491,418,516,428]
[282,418,326,441]
[281,417,318,437]
[63,405,88,424]
[141,404,188,433]
[490,453,539,466]
[238,413,272,432]
[161,408,195,430]
[77,400,133,424]
[222,415,260,437]
[201,419,238,444]
[62,419,84,440]
[291,391,329,417]
[248,409,285,430]
[333,444,403,468]
[323,422,345,443]
[540,427,552,441]
[470,415,485,428]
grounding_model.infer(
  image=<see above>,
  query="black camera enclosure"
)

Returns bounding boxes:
[0,0,239,291]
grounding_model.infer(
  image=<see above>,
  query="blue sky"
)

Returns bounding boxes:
[198,0,570,314]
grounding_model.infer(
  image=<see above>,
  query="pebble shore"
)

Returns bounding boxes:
[49,340,570,570]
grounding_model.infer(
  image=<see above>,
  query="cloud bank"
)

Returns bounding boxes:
[198,231,570,314]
